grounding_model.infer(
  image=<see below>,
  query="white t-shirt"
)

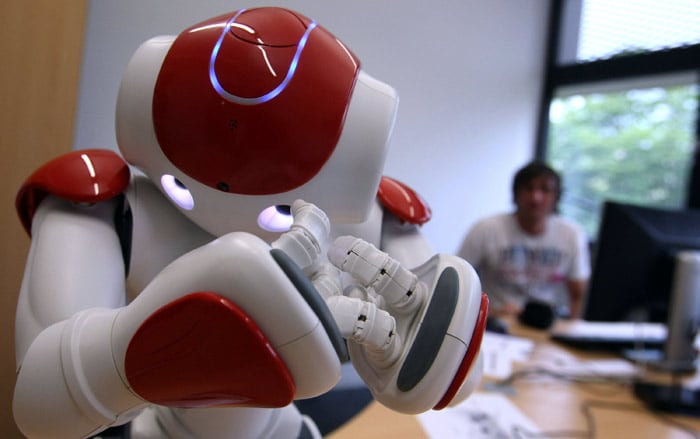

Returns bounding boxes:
[458,213,590,314]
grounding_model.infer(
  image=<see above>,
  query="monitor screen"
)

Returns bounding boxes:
[584,201,700,323]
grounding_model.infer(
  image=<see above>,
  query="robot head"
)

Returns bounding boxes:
[116,7,398,240]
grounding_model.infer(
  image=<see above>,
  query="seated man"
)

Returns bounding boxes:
[458,161,590,322]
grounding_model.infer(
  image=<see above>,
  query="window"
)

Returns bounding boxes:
[559,0,700,64]
[548,75,698,236]
[537,0,700,239]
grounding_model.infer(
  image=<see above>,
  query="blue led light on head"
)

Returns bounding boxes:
[209,10,318,105]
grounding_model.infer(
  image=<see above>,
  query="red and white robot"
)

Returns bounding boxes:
[13,7,487,438]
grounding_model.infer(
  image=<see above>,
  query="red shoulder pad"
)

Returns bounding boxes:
[377,176,432,225]
[16,149,131,235]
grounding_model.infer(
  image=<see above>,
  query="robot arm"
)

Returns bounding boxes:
[377,176,435,269]
[14,148,132,362]
[15,196,128,364]
[14,195,344,438]
[13,194,141,438]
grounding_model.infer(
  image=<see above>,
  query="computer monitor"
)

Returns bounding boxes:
[583,200,700,372]
[584,201,700,324]
[584,201,700,413]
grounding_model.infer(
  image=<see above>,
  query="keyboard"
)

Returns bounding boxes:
[550,320,667,351]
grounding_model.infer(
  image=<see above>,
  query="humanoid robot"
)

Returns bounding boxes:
[13,7,488,439]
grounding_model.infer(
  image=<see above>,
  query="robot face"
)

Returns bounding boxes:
[152,8,360,196]
[117,7,398,238]
[159,170,293,233]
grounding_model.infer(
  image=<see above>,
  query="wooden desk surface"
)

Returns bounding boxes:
[329,322,700,439]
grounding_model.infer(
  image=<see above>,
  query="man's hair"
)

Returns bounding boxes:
[511,161,562,204]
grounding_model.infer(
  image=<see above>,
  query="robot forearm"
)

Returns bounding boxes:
[14,309,145,439]
[15,226,343,438]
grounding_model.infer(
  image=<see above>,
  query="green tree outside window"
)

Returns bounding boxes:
[547,83,699,238]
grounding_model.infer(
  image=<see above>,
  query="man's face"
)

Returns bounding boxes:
[514,175,559,221]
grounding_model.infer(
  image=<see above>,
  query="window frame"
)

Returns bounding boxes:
[535,0,700,209]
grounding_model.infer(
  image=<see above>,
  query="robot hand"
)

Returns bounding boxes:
[327,236,488,414]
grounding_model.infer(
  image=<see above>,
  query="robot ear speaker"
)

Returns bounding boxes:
[270,248,349,362]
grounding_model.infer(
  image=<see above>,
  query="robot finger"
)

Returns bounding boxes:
[326,294,401,367]
[328,235,425,313]
[271,200,330,272]
[289,200,331,249]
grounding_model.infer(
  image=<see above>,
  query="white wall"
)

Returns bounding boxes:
[74,0,549,254]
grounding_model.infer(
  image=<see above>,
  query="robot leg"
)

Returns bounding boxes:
[130,405,320,439]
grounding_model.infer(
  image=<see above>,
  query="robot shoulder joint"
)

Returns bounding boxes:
[16,149,130,235]
[377,176,432,225]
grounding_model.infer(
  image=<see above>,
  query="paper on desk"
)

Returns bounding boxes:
[418,392,540,438]
[481,332,535,379]
[482,331,639,380]
[522,342,640,380]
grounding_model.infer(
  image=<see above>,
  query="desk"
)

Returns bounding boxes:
[329,322,700,439]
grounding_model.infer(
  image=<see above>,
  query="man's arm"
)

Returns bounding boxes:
[566,279,587,319]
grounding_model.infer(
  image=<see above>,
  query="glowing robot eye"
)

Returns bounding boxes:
[257,205,293,232]
[161,174,195,210]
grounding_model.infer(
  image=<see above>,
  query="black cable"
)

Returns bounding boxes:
[505,399,700,439]
[489,368,700,439]
[490,366,633,397]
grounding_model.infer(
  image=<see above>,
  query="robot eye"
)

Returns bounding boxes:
[275,205,291,215]
[257,204,293,232]
[161,174,195,210]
